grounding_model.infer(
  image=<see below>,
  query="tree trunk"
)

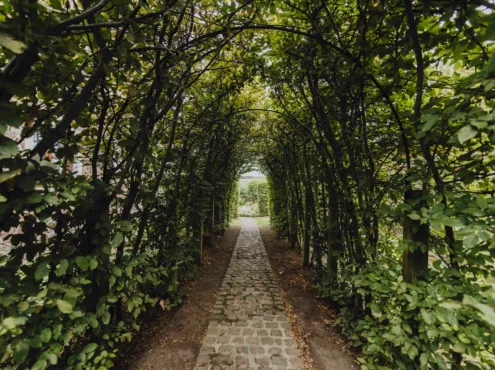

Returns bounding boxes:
[327,171,340,282]
[195,219,203,265]
[206,195,215,247]
[303,185,311,267]
[402,190,429,283]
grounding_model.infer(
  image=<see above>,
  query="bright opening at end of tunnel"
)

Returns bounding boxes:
[238,169,268,218]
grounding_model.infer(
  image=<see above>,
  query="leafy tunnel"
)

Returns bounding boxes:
[1,0,495,369]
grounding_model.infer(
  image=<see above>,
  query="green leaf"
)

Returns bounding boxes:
[439,301,461,310]
[458,333,471,344]
[0,168,21,183]
[391,325,402,335]
[75,256,89,270]
[46,352,58,365]
[111,232,123,248]
[44,194,62,206]
[463,234,478,249]
[453,341,466,353]
[2,316,27,329]
[29,336,42,348]
[421,115,437,132]
[421,309,434,325]
[102,311,111,325]
[476,196,488,209]
[408,213,420,220]
[82,342,98,354]
[88,315,99,328]
[17,302,29,312]
[117,220,132,229]
[40,328,52,343]
[56,300,73,314]
[112,266,122,277]
[0,136,19,156]
[26,192,43,204]
[13,342,29,364]
[472,120,487,129]
[102,244,112,254]
[55,259,69,276]
[486,19,495,39]
[35,261,50,281]
[419,352,428,368]
[407,344,418,359]
[50,0,62,10]
[31,359,47,370]
[89,258,98,270]
[441,218,463,227]
[0,32,26,53]
[70,310,84,318]
[463,295,495,327]
[457,125,477,144]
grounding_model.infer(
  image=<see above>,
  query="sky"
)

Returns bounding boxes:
[241,170,266,178]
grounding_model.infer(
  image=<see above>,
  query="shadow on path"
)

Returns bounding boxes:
[194,217,304,369]
[116,224,241,370]
[259,220,358,370]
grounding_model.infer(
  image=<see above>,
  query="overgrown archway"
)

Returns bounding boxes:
[1,0,495,368]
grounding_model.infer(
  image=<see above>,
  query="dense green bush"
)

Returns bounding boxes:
[258,182,269,217]
[229,181,239,220]
[316,262,495,369]
[267,178,288,235]
[0,171,198,369]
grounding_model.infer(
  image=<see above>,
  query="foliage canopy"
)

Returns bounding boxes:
[0,0,495,369]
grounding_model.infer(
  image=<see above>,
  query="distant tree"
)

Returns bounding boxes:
[258,182,269,216]
[239,181,259,205]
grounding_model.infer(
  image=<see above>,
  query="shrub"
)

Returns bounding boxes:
[316,262,495,369]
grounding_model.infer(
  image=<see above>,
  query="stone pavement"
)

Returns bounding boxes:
[194,218,304,370]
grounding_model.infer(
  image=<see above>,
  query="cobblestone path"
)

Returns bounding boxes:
[194,218,304,370]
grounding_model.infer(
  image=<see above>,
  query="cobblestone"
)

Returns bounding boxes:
[194,218,303,369]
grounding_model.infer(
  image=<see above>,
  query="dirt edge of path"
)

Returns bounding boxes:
[259,223,359,370]
[116,224,241,370]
